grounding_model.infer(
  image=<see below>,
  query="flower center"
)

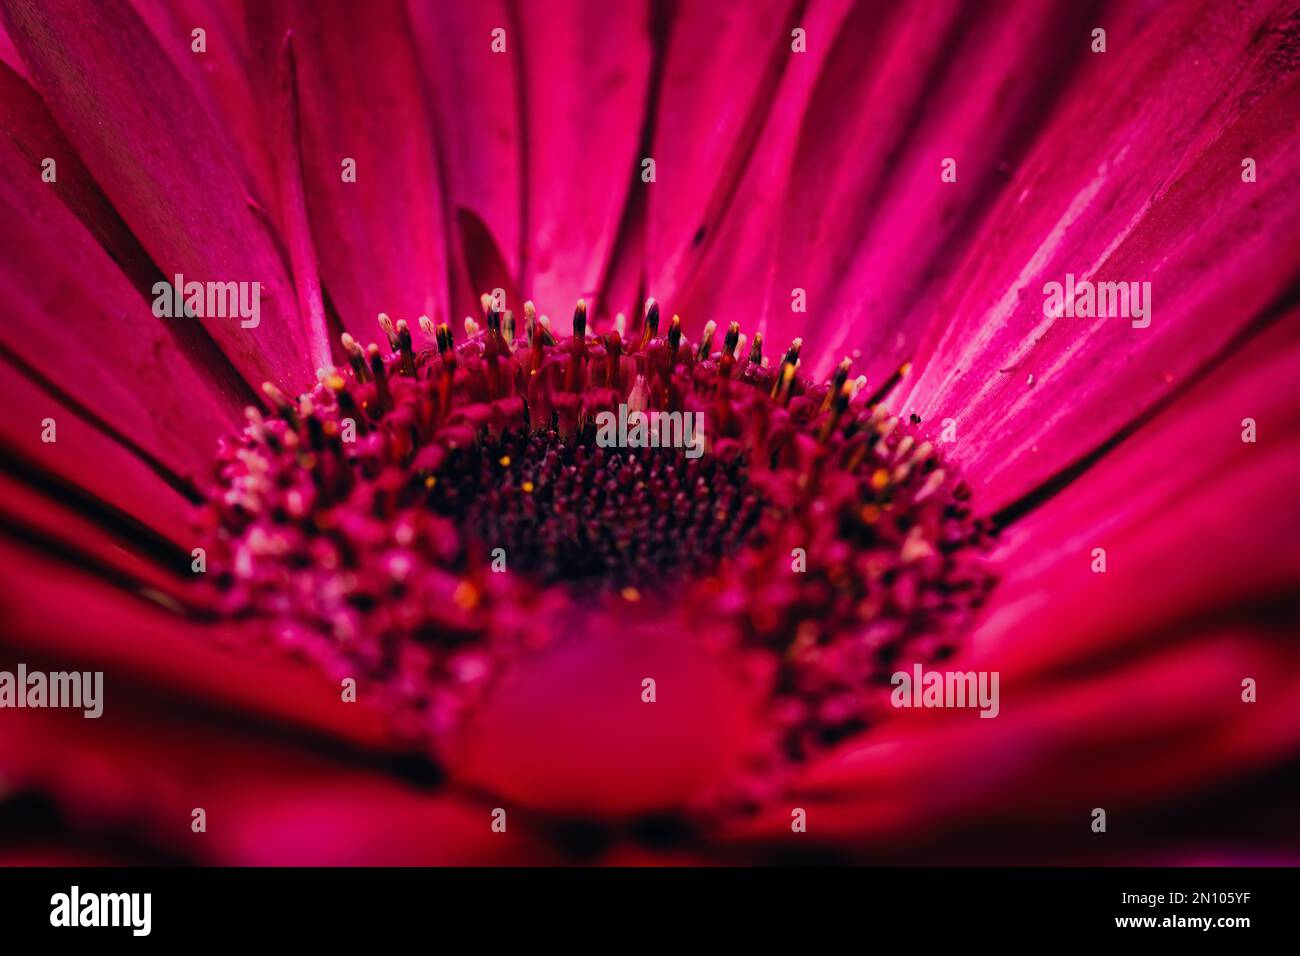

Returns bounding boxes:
[424,430,763,587]
[199,299,996,807]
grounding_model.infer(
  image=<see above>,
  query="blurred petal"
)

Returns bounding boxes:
[0,471,185,599]
[0,360,195,543]
[457,609,763,818]
[897,0,1300,510]
[727,634,1300,859]
[0,0,311,388]
[0,696,537,864]
[0,535,393,750]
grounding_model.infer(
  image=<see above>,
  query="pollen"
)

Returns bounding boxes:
[453,580,479,610]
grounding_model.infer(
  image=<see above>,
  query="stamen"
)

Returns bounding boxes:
[723,321,741,358]
[341,332,368,381]
[396,319,416,376]
[641,297,659,346]
[667,314,683,362]
[696,320,717,362]
[378,312,399,351]
[572,299,587,340]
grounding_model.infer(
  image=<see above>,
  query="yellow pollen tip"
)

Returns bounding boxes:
[871,468,890,491]
[521,481,535,493]
[620,586,641,602]
[453,581,479,610]
[498,455,511,467]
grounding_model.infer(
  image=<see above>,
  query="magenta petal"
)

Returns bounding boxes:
[0,74,244,487]
[515,0,651,320]
[0,536,395,750]
[249,0,450,339]
[964,313,1300,682]
[214,781,549,865]
[269,33,330,370]
[896,0,1300,510]
[406,0,523,317]
[770,0,1133,381]
[0,363,196,542]
[0,471,192,601]
[457,612,762,818]
[644,0,799,309]
[666,0,857,338]
[0,7,24,75]
[128,0,277,212]
[726,636,1300,857]
[0,697,538,863]
[1,0,311,389]
[0,62,158,296]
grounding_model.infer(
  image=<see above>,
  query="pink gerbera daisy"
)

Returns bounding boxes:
[0,0,1298,867]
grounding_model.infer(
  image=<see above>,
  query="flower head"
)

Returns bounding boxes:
[1,0,1298,865]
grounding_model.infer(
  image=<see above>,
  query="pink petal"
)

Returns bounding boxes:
[0,10,24,76]
[771,0,1151,381]
[128,0,277,212]
[0,697,539,864]
[0,535,394,751]
[1,0,311,389]
[0,361,195,543]
[514,0,652,321]
[665,0,857,340]
[644,0,800,311]
[269,32,330,369]
[406,0,523,318]
[965,311,1300,682]
[897,0,1300,510]
[725,635,1300,860]
[248,0,450,339]
[0,470,188,600]
[0,67,245,487]
[456,608,763,819]
[0,62,157,292]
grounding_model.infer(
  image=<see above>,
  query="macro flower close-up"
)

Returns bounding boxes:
[1,0,1299,870]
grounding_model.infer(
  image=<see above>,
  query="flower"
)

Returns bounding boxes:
[0,0,1298,865]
